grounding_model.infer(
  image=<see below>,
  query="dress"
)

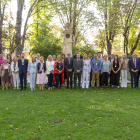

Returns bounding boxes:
[36,63,47,84]
[7,60,13,83]
[2,65,9,82]
[112,61,120,86]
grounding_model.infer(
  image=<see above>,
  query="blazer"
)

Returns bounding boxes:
[83,60,91,73]
[28,61,37,74]
[0,64,11,77]
[129,58,140,71]
[73,59,83,73]
[18,59,28,74]
[11,61,19,72]
[73,54,83,59]
[54,61,64,74]
[37,62,46,72]
[64,57,74,72]
[46,61,54,74]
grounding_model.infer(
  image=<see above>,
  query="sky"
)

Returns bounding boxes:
[9,0,103,46]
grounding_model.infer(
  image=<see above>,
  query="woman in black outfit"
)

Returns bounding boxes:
[112,55,121,89]
[54,55,64,89]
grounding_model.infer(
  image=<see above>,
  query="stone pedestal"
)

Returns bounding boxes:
[62,23,75,56]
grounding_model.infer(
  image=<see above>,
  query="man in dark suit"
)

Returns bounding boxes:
[73,49,83,59]
[64,52,74,89]
[18,53,28,91]
[73,54,83,89]
[129,53,140,88]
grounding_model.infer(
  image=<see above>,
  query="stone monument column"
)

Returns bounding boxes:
[62,23,75,56]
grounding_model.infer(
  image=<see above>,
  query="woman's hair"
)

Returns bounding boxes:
[48,55,52,61]
[57,55,62,61]
[32,56,36,62]
[83,54,88,60]
[13,56,17,61]
[40,56,44,61]
[61,53,65,58]
[114,55,119,63]
[7,54,11,60]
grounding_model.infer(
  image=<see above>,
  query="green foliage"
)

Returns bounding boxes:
[72,44,97,56]
[29,2,62,60]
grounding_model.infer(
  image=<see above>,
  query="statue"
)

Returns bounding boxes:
[62,23,75,56]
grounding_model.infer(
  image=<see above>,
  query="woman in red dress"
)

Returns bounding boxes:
[54,55,64,89]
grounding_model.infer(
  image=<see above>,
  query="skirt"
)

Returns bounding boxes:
[36,72,47,84]
[2,69,9,82]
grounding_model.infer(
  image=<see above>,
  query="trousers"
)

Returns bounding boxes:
[92,71,99,87]
[121,70,127,87]
[29,73,36,88]
[12,72,19,88]
[82,69,89,88]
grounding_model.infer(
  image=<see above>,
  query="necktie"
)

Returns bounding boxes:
[68,58,70,64]
[134,59,136,69]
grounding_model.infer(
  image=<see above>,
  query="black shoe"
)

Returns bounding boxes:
[24,88,27,91]
[66,87,68,89]
[20,89,23,91]
[56,88,58,90]
[74,88,76,90]
[60,87,62,89]
[131,87,133,88]
[71,87,73,89]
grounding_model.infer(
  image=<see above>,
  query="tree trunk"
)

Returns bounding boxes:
[0,2,6,54]
[15,0,24,55]
[21,0,38,53]
[130,32,140,55]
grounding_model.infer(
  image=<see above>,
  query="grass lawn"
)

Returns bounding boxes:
[0,84,140,140]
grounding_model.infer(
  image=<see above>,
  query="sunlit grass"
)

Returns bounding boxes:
[0,84,140,140]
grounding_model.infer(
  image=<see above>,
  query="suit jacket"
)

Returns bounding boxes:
[37,62,46,72]
[64,57,74,72]
[18,59,28,74]
[28,61,37,74]
[73,59,83,73]
[129,58,140,72]
[73,54,83,59]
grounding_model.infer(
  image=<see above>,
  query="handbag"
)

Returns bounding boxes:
[38,70,42,74]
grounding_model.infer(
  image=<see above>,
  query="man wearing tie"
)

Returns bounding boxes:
[18,53,28,90]
[64,52,74,89]
[129,53,140,88]
[73,54,83,89]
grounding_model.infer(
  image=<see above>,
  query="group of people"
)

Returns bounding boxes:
[0,49,139,91]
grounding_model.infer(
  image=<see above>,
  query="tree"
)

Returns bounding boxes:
[0,0,9,53]
[49,0,97,45]
[96,0,122,54]
[29,7,62,60]
[119,0,140,53]
[15,0,41,55]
